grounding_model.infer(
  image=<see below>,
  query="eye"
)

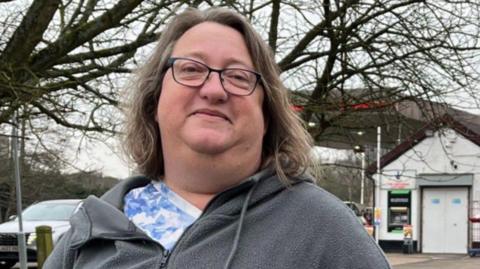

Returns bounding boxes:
[179,62,204,74]
[224,70,250,83]
[173,59,208,81]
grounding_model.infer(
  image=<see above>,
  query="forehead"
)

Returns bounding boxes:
[172,22,254,68]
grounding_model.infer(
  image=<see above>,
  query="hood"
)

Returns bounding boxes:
[0,220,70,234]
[68,195,148,249]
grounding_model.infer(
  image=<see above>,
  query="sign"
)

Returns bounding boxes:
[403,224,413,239]
[381,170,416,190]
[0,245,18,252]
[374,207,381,226]
[390,197,409,203]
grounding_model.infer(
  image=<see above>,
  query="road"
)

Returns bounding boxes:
[387,253,480,269]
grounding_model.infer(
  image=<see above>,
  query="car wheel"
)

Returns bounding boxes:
[0,260,16,269]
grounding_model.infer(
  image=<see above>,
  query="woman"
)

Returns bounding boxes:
[45,8,391,269]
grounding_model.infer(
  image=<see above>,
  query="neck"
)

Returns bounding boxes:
[162,150,261,210]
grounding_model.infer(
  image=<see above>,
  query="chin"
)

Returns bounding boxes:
[188,141,231,155]
[183,129,234,152]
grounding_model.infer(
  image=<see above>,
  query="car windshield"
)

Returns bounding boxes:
[21,202,78,221]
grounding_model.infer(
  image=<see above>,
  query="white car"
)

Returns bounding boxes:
[0,199,82,269]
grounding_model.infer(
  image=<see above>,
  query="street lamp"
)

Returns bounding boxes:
[353,145,364,153]
[353,145,366,205]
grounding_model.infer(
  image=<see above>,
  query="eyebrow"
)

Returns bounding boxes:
[177,52,254,70]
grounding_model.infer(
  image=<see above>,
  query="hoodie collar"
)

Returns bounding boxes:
[68,169,311,248]
[69,195,148,249]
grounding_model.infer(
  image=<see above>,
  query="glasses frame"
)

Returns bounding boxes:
[165,57,262,96]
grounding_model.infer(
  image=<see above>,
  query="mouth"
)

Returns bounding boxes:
[191,109,231,123]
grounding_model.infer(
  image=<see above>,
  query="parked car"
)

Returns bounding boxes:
[0,199,82,269]
[343,201,366,216]
[344,201,373,234]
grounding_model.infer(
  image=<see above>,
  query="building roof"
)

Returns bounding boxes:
[366,110,480,175]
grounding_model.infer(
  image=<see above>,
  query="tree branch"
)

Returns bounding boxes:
[30,0,144,70]
[54,31,157,64]
[268,0,280,53]
[0,0,60,66]
[30,100,115,133]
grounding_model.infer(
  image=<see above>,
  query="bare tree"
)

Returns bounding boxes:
[267,0,480,148]
[0,0,206,135]
[314,153,373,203]
[0,133,120,222]
[0,0,479,152]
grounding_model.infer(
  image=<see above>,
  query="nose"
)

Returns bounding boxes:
[198,71,228,103]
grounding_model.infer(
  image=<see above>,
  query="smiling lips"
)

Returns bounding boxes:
[192,109,231,123]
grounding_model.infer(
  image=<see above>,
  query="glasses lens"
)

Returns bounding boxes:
[222,69,257,95]
[172,59,208,86]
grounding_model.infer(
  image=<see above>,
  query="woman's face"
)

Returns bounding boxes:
[157,22,265,162]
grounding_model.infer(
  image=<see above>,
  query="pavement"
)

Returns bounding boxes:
[386,253,480,269]
[12,253,480,268]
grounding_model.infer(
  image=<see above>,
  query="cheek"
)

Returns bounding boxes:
[156,82,174,126]
[156,76,193,131]
[240,93,266,139]
[157,76,176,113]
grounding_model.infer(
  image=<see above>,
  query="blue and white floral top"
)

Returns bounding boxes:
[124,181,202,251]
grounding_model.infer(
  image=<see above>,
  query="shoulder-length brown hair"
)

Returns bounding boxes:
[123,7,313,183]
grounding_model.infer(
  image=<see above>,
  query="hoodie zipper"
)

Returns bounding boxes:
[162,180,261,269]
[159,250,170,268]
[157,175,270,268]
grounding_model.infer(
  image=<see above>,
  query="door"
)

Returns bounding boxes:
[422,187,468,253]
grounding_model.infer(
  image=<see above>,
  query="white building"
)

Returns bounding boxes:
[370,113,480,254]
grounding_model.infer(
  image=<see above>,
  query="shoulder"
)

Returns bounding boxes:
[287,179,356,220]
[286,181,364,238]
[281,179,392,268]
[257,173,356,221]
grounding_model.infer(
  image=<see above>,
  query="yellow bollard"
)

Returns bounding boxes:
[35,225,53,269]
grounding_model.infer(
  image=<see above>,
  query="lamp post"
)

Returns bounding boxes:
[353,145,366,205]
[375,126,382,244]
[11,112,28,269]
[361,152,365,205]
[353,129,366,205]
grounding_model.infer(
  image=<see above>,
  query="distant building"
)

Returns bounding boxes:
[368,111,480,254]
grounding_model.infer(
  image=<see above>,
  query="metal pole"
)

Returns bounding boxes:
[375,126,381,244]
[360,152,365,205]
[12,112,28,269]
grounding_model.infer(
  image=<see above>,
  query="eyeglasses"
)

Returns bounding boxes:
[165,57,262,96]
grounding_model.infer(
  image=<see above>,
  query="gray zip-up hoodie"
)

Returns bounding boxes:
[44,169,391,269]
